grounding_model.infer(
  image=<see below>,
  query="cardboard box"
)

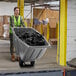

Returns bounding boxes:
[49,28,57,39]
[49,39,57,45]
[26,19,31,27]
[3,15,10,24]
[0,16,3,23]
[43,25,57,41]
[49,18,57,28]
[33,25,41,33]
[3,24,9,38]
[33,8,59,22]
[0,23,3,37]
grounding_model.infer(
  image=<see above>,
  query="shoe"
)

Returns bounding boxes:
[11,54,15,62]
[16,56,20,61]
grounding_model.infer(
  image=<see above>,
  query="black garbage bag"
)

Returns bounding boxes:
[14,28,46,46]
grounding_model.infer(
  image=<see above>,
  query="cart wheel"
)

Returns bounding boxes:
[30,61,35,66]
[19,58,24,67]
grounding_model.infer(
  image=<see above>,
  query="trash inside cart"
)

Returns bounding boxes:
[13,27,50,67]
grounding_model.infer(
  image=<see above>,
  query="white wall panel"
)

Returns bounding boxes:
[67,0,76,61]
[67,50,76,61]
[0,2,31,18]
[67,30,76,37]
[67,16,76,23]
[0,2,17,15]
[67,9,76,16]
[67,22,76,29]
[67,37,76,44]
[67,44,76,51]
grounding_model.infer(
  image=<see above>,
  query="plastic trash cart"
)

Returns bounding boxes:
[12,27,50,67]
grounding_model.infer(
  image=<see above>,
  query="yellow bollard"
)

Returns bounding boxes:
[57,0,67,66]
[20,0,24,19]
[47,23,50,41]
[17,0,20,8]
[30,19,33,27]
[40,23,43,35]
[56,22,59,63]
[24,19,27,27]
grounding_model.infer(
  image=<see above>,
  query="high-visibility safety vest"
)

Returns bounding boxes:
[14,15,21,27]
[10,15,21,34]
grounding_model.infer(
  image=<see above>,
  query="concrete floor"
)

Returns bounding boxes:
[0,40,74,73]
